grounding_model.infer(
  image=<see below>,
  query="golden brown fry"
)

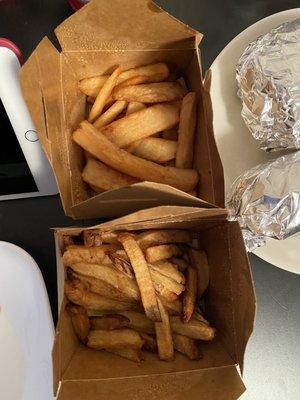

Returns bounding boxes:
[66,303,90,344]
[118,311,155,335]
[145,244,182,263]
[68,270,135,303]
[107,252,135,279]
[193,309,210,325]
[93,100,127,129]
[136,230,192,249]
[182,266,197,323]
[79,75,109,97]
[106,348,144,363]
[126,138,177,163]
[65,279,141,312]
[155,298,174,361]
[63,244,119,266]
[73,122,199,192]
[69,262,140,301]
[83,230,119,246]
[150,268,185,297]
[89,67,122,122]
[188,248,210,298]
[175,92,197,169]
[99,103,180,147]
[118,233,160,322]
[170,316,215,340]
[173,333,202,360]
[126,102,146,115]
[177,77,187,90]
[162,128,178,141]
[90,314,130,330]
[117,63,169,85]
[115,75,150,88]
[87,329,143,350]
[161,297,182,316]
[151,261,185,284]
[82,158,138,193]
[171,257,189,271]
[140,333,157,353]
[113,82,187,103]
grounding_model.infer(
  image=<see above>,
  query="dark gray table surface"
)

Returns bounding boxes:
[0,1,300,399]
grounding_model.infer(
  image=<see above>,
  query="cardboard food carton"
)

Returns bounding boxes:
[54,206,256,400]
[20,0,224,219]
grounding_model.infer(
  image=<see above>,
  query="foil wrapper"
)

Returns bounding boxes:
[236,19,300,151]
[227,151,300,251]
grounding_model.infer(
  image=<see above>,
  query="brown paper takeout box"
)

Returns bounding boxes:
[20,0,224,219]
[54,205,256,400]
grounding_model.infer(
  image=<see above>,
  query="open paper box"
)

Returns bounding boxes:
[54,206,256,400]
[20,0,224,219]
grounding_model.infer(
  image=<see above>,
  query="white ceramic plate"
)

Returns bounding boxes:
[210,8,300,274]
[0,242,54,400]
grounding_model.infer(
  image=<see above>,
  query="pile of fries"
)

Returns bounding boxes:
[63,229,215,363]
[73,62,199,194]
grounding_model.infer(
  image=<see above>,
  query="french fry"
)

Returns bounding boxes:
[107,252,135,279]
[145,244,182,263]
[126,138,177,163]
[65,279,141,312]
[155,299,174,361]
[173,333,202,360]
[87,329,143,350]
[62,235,75,249]
[87,96,96,104]
[93,100,127,129]
[118,311,155,335]
[170,316,215,340]
[118,233,161,322]
[150,268,185,297]
[82,158,138,192]
[79,75,109,97]
[161,297,182,316]
[151,261,185,284]
[89,67,122,122]
[113,82,187,103]
[83,230,119,246]
[68,262,140,302]
[117,63,169,85]
[68,270,136,303]
[136,229,192,249]
[140,333,157,353]
[188,248,210,298]
[63,244,119,266]
[98,103,180,147]
[66,303,91,344]
[115,75,150,88]
[177,77,187,90]
[107,348,144,363]
[193,308,210,325]
[162,128,178,141]
[90,314,130,330]
[175,92,197,169]
[126,102,146,115]
[73,122,199,192]
[182,266,197,323]
[171,257,189,271]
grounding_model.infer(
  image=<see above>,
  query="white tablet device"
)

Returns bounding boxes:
[0,38,58,201]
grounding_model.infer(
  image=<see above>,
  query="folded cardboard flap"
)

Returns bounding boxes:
[54,206,255,400]
[20,0,225,219]
[55,0,202,51]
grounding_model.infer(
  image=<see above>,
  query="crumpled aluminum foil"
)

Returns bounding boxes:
[236,19,300,151]
[227,151,300,251]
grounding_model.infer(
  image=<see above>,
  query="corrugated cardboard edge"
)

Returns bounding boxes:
[55,0,202,51]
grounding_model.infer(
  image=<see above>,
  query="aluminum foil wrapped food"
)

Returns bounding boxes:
[236,19,300,151]
[227,151,300,251]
